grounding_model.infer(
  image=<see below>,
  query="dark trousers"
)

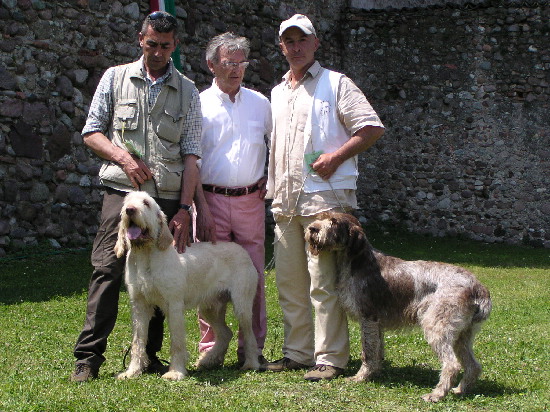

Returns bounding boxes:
[73,188,179,369]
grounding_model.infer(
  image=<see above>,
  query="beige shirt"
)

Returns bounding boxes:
[269,61,384,217]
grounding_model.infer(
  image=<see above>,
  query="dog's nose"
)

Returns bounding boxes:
[126,206,136,216]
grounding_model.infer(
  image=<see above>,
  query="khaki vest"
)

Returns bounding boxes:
[99,60,195,199]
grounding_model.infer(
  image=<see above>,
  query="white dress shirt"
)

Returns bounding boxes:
[199,80,272,188]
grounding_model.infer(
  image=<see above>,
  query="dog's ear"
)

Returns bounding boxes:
[156,212,174,250]
[347,223,367,256]
[114,221,127,258]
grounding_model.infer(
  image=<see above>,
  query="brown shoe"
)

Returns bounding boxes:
[266,357,309,372]
[304,364,344,381]
[70,363,98,383]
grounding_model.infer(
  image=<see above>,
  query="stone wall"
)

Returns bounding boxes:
[344,1,549,247]
[0,0,548,255]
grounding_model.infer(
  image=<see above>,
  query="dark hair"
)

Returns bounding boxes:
[141,11,178,36]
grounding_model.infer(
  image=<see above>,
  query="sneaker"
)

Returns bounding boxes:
[266,357,309,372]
[304,364,344,381]
[70,363,98,383]
[144,356,169,375]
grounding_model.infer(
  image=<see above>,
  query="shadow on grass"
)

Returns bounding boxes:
[364,224,550,270]
[346,359,520,398]
[187,362,259,385]
[0,248,92,304]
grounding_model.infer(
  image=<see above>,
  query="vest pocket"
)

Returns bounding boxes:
[156,161,185,193]
[155,108,184,143]
[113,99,139,130]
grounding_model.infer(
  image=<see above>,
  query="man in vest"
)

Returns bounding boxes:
[266,14,385,381]
[197,32,271,368]
[71,11,214,382]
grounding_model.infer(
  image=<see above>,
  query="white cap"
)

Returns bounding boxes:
[279,14,316,37]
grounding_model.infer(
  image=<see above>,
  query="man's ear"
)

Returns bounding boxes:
[207,60,215,74]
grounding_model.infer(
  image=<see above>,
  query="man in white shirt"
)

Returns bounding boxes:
[266,14,384,381]
[198,32,272,367]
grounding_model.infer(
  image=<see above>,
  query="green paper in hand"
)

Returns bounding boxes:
[305,150,324,173]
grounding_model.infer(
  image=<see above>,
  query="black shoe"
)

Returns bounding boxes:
[266,357,309,372]
[144,356,169,375]
[70,363,98,382]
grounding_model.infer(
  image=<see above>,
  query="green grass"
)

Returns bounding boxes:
[1,227,549,411]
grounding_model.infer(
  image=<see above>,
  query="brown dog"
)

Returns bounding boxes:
[305,212,492,402]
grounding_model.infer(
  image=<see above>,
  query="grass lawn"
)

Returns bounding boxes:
[0,226,548,411]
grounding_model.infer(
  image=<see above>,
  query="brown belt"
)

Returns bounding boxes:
[202,182,259,197]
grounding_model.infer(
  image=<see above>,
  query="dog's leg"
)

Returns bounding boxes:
[162,302,188,381]
[452,324,482,396]
[348,318,383,382]
[421,305,463,402]
[232,287,260,371]
[196,302,232,369]
[117,296,154,379]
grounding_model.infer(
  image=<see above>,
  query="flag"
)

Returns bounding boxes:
[149,0,183,73]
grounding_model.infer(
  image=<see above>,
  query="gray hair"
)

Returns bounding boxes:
[205,32,250,63]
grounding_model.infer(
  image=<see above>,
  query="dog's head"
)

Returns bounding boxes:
[114,191,174,258]
[306,212,366,256]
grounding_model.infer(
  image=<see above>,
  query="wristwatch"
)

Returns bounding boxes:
[179,203,192,213]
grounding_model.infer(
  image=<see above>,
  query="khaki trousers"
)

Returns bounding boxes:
[274,214,349,368]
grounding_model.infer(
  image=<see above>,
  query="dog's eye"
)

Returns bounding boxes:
[143,199,150,207]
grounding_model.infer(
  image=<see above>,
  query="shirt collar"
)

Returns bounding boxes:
[212,78,242,103]
[282,60,322,85]
[139,56,173,84]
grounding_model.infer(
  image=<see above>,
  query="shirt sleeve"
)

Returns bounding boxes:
[264,97,273,147]
[180,87,202,158]
[81,67,116,137]
[337,76,384,136]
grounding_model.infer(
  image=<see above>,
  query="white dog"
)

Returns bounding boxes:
[114,191,260,380]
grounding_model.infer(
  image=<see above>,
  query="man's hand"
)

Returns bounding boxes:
[82,132,153,189]
[257,176,268,199]
[311,152,340,181]
[119,154,153,189]
[169,210,191,253]
[195,206,217,244]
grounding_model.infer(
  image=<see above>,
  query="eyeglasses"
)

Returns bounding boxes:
[147,11,177,24]
[220,61,250,69]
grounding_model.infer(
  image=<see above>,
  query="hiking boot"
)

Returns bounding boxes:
[70,363,98,383]
[304,364,344,381]
[266,357,309,372]
[145,356,169,375]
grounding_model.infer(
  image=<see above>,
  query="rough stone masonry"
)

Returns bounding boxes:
[0,0,548,256]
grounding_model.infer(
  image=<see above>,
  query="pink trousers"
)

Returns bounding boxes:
[198,190,267,358]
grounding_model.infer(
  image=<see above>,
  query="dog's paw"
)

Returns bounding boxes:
[240,359,260,371]
[346,374,367,383]
[161,370,187,381]
[116,370,140,380]
[421,392,445,402]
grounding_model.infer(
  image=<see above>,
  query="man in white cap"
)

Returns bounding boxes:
[266,14,385,381]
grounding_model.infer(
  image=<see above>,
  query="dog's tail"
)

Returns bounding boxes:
[471,283,492,323]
